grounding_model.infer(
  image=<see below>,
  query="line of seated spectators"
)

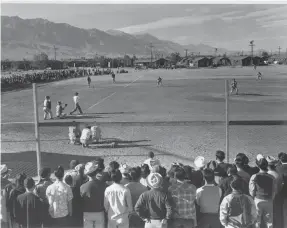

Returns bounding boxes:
[1,150,287,228]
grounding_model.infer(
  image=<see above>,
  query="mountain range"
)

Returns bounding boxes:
[1,16,233,61]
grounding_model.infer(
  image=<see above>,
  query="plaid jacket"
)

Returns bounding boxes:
[168,181,197,223]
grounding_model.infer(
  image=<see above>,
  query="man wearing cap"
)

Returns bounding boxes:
[104,169,133,228]
[143,152,161,170]
[43,96,53,120]
[169,167,197,228]
[135,172,173,228]
[196,168,222,228]
[191,156,205,188]
[15,177,44,228]
[276,153,287,228]
[120,164,131,186]
[80,161,107,228]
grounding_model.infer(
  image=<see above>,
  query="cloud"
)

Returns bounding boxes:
[118,10,243,34]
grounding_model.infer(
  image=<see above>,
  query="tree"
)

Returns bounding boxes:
[33,52,49,61]
[262,51,269,61]
[169,52,182,64]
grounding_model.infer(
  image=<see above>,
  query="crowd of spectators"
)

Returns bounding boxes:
[1,68,119,90]
[1,150,287,228]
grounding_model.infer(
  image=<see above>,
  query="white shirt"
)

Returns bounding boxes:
[80,128,91,141]
[104,183,133,224]
[144,158,161,170]
[73,95,79,104]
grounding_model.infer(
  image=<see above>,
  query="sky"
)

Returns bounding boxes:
[2,4,287,51]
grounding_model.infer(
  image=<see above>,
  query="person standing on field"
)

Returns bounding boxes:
[70,92,83,115]
[43,96,53,120]
[87,76,91,88]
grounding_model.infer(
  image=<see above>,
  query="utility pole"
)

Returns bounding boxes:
[185,49,188,58]
[249,40,255,65]
[149,43,154,66]
[214,48,218,57]
[278,46,281,57]
[53,45,58,60]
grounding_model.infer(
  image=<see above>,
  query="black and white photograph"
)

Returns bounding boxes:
[1,1,287,228]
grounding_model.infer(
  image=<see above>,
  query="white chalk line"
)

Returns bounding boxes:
[2,75,144,124]
[86,75,144,111]
[1,122,34,125]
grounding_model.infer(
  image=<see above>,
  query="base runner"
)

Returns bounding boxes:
[87,75,91,87]
[111,71,116,83]
[70,92,83,115]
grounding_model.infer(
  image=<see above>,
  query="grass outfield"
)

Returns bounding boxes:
[1,65,287,178]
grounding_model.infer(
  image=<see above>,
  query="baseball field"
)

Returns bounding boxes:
[1,65,287,178]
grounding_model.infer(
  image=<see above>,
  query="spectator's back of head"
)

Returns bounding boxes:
[109,161,120,172]
[216,150,225,162]
[69,160,80,170]
[148,151,155,158]
[174,167,186,181]
[141,164,150,179]
[54,166,65,180]
[256,155,268,171]
[230,177,244,192]
[40,167,51,179]
[130,167,141,182]
[16,173,27,187]
[110,170,122,183]
[203,168,215,184]
[236,153,249,165]
[183,165,193,181]
[151,165,167,178]
[227,165,238,176]
[279,153,287,163]
[64,175,73,186]
[24,177,35,190]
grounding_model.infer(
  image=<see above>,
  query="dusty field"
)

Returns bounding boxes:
[1,65,287,177]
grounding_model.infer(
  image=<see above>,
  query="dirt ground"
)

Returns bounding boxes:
[2,65,287,178]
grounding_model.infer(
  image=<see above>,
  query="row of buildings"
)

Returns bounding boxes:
[134,55,287,68]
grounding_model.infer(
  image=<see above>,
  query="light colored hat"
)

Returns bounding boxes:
[75,164,85,172]
[256,154,265,161]
[266,156,278,165]
[194,156,206,168]
[146,173,163,189]
[84,161,99,175]
[119,164,131,174]
[1,164,11,175]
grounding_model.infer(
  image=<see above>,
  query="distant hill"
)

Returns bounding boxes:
[1,16,234,60]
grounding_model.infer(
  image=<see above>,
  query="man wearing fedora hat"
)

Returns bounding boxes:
[80,160,106,228]
[135,172,173,228]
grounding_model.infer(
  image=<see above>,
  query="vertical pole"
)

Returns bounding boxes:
[225,80,230,163]
[33,83,41,177]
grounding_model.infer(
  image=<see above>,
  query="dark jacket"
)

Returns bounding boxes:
[8,186,26,219]
[80,179,107,212]
[135,188,173,220]
[276,163,287,198]
[15,192,44,226]
[219,175,249,200]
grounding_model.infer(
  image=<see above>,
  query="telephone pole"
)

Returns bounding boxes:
[249,41,255,57]
[214,48,218,57]
[149,43,154,66]
[278,46,281,57]
[53,45,58,60]
[185,49,188,58]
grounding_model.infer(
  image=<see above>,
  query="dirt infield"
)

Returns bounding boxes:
[2,66,287,177]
